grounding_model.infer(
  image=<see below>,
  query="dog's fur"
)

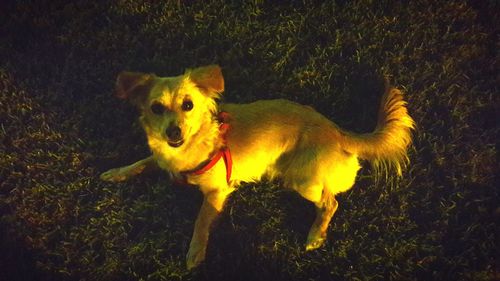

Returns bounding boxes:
[100,65,415,269]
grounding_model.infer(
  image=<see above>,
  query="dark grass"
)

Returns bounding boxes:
[0,1,498,280]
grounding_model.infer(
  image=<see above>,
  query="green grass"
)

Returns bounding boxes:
[0,1,498,280]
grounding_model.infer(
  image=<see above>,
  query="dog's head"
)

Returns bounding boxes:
[115,65,224,155]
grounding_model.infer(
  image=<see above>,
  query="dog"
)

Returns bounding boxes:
[100,65,414,269]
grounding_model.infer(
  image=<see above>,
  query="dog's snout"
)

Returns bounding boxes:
[166,125,182,141]
[166,124,184,148]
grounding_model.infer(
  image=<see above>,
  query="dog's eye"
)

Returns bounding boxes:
[181,100,193,111]
[150,102,165,115]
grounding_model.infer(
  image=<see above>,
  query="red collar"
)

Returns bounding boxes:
[182,112,232,184]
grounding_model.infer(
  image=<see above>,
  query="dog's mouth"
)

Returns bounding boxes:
[167,139,184,148]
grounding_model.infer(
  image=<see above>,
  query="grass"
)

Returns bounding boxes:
[0,0,498,280]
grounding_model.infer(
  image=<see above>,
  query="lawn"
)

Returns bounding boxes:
[0,1,498,280]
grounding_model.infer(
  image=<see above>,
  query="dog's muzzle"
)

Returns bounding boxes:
[166,125,184,147]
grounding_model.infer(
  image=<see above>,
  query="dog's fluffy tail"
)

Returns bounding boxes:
[343,85,415,177]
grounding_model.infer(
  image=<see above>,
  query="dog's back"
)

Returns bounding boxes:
[222,99,347,189]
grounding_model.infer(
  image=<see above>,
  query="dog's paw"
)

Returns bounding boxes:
[305,236,326,251]
[186,244,206,270]
[100,168,130,182]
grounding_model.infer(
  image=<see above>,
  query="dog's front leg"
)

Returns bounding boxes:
[100,155,158,182]
[186,188,232,269]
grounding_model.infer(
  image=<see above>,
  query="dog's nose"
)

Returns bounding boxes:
[166,125,182,141]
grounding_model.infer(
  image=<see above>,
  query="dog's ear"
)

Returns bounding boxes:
[115,72,155,104]
[188,65,224,96]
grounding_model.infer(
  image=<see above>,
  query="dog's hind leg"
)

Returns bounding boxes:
[305,188,338,251]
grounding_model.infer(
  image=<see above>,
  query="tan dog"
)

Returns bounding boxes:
[100,65,414,269]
